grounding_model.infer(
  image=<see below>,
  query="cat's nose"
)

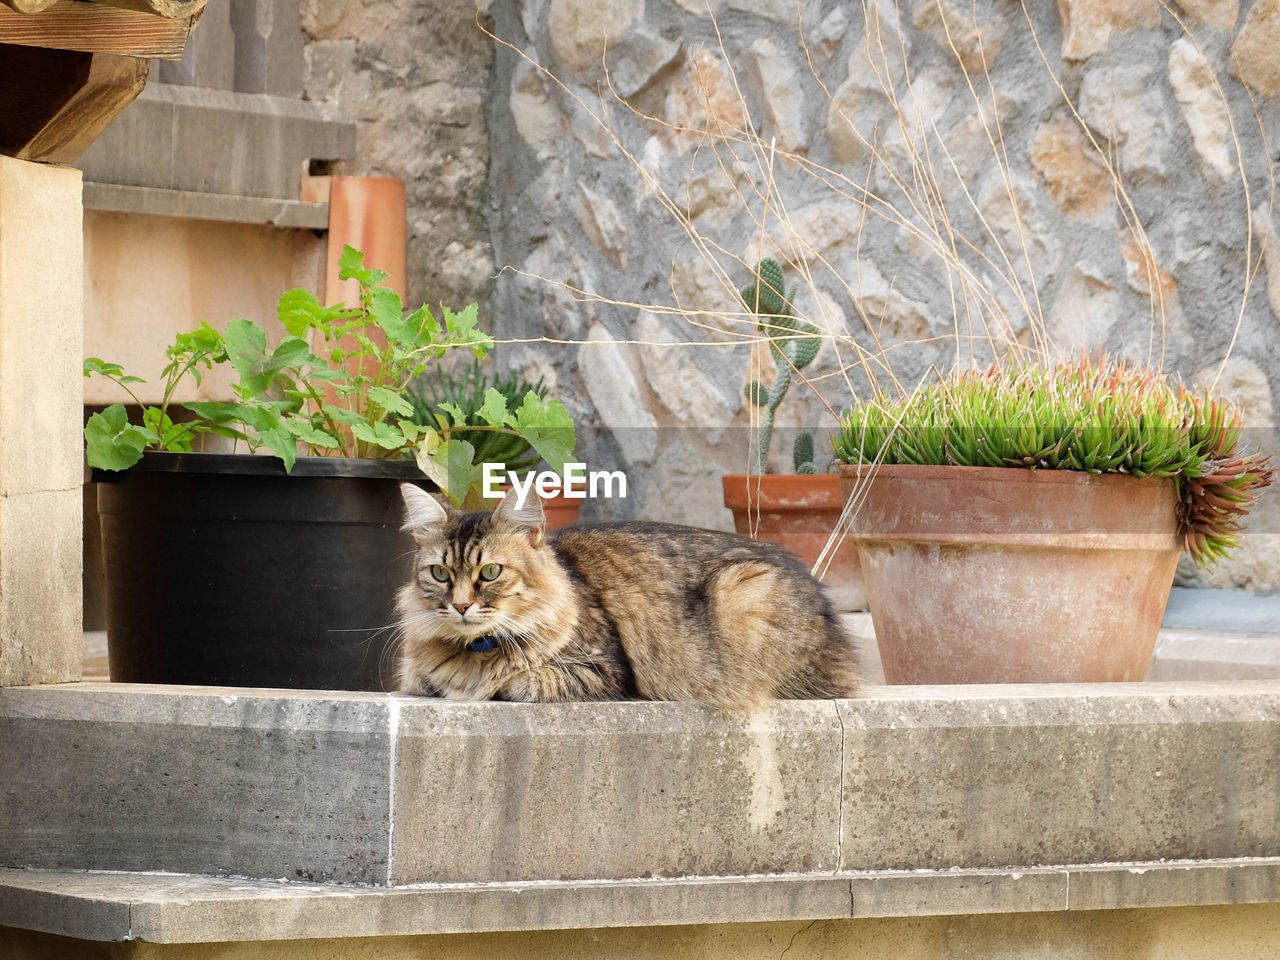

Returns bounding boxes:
[452,602,472,614]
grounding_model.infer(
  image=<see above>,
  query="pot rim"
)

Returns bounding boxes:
[838,459,1181,546]
[92,450,429,483]
[722,472,844,511]
[836,461,1175,488]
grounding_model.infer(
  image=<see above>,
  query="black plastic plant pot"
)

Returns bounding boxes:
[94,452,431,691]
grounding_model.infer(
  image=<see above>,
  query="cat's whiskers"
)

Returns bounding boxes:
[492,626,534,673]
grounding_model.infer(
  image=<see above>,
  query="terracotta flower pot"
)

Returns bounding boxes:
[838,464,1181,684]
[722,473,866,611]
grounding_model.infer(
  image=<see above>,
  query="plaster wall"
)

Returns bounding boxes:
[82,213,326,406]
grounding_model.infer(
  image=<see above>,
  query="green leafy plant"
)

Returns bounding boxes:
[84,245,491,474]
[406,359,576,507]
[834,353,1274,565]
[740,258,822,474]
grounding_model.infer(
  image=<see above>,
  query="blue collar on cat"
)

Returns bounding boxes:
[467,635,498,653]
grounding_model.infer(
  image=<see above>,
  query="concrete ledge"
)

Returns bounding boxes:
[76,83,356,201]
[838,684,1280,870]
[3,859,1280,943]
[0,686,392,884]
[83,182,330,229]
[1150,628,1280,681]
[2,682,1278,891]
[393,699,843,884]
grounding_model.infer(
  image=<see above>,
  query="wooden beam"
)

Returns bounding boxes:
[0,47,148,164]
[0,0,196,60]
[0,0,208,18]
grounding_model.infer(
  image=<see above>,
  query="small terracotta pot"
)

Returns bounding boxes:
[722,473,866,611]
[839,463,1182,684]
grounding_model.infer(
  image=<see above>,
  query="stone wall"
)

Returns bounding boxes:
[301,0,496,311]
[302,0,1280,587]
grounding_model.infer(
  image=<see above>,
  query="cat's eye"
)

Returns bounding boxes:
[428,565,451,583]
[478,563,503,581]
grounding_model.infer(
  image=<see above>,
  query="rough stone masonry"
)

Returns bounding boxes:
[303,0,1280,590]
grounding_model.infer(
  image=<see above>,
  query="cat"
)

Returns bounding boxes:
[394,484,858,706]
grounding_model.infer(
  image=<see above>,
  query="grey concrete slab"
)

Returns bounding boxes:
[1067,859,1280,911]
[838,685,1280,871]
[392,699,845,884]
[849,867,1068,918]
[1150,629,1280,681]
[82,182,330,229]
[134,874,854,943]
[229,0,305,97]
[0,873,132,942]
[77,84,355,201]
[4,859,1280,944]
[1164,587,1280,633]
[157,0,235,89]
[0,685,392,884]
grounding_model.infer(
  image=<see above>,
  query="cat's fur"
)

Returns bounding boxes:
[394,485,858,706]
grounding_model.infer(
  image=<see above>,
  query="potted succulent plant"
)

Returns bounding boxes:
[721,258,865,611]
[834,354,1273,684]
[406,359,580,527]
[84,246,493,691]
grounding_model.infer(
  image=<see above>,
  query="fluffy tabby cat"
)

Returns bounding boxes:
[395,484,858,706]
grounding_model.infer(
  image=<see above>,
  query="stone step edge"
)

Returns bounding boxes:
[3,858,1279,945]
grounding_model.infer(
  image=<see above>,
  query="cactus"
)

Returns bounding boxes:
[793,431,816,473]
[740,258,822,473]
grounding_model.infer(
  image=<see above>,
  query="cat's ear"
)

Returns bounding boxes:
[494,491,547,545]
[401,484,447,536]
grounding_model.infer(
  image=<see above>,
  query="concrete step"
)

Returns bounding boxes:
[3,683,1279,888]
[5,859,1280,944]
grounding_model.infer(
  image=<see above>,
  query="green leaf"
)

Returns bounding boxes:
[84,357,145,384]
[477,388,510,427]
[284,415,341,449]
[337,245,376,285]
[404,304,440,343]
[223,318,271,394]
[352,420,408,451]
[415,436,476,507]
[276,288,351,337]
[181,401,242,424]
[366,386,413,418]
[512,393,576,472]
[267,335,325,374]
[236,402,296,472]
[434,401,466,427]
[322,404,366,427]
[142,407,195,453]
[84,404,152,471]
[396,419,422,444]
[369,285,417,344]
[442,303,492,356]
